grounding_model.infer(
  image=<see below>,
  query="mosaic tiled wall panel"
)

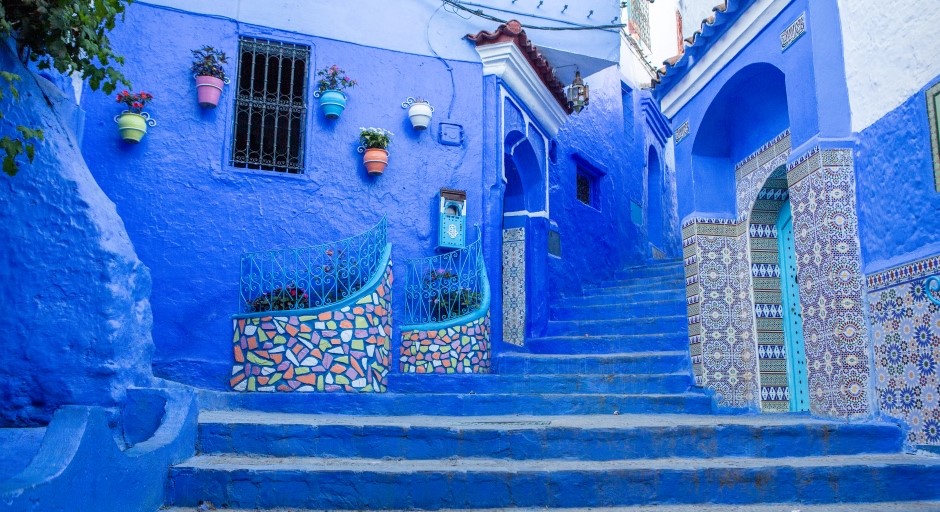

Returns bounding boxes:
[400,312,491,373]
[787,147,871,417]
[230,263,393,393]
[868,254,940,445]
[503,227,526,346]
[748,170,790,412]
[681,219,758,407]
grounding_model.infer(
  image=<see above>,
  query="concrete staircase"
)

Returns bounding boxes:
[163,260,940,510]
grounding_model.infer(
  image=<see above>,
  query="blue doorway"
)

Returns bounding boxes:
[776,200,809,412]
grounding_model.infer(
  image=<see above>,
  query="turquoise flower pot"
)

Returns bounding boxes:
[317,89,347,119]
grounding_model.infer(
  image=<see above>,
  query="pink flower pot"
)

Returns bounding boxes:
[363,148,389,175]
[195,75,225,108]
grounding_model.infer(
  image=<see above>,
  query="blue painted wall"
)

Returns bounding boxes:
[0,45,154,425]
[855,74,940,272]
[79,3,654,386]
[545,67,650,301]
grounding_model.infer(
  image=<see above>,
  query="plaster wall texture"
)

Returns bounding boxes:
[837,0,940,132]
[854,77,940,273]
[0,45,154,425]
[678,0,726,37]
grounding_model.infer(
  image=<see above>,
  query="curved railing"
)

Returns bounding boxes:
[927,276,940,307]
[238,217,387,314]
[403,236,489,327]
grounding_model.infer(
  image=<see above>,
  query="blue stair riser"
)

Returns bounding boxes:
[523,335,689,354]
[550,302,688,321]
[586,276,685,291]
[546,317,687,336]
[388,372,693,394]
[196,422,903,460]
[197,392,711,416]
[582,285,687,297]
[615,263,685,278]
[166,460,940,509]
[496,353,690,375]
[563,291,687,308]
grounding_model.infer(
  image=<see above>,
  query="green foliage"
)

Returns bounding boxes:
[191,45,228,81]
[359,127,393,150]
[0,0,132,175]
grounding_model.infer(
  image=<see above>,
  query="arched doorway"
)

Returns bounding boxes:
[749,167,808,412]
[501,131,546,346]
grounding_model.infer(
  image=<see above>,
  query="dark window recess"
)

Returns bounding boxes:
[548,230,561,257]
[231,37,309,174]
[577,169,599,209]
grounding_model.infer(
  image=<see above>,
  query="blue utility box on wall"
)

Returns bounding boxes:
[438,188,467,250]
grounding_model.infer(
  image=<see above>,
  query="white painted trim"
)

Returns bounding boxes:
[661,0,793,118]
[476,42,568,137]
[503,210,550,218]
[501,89,551,217]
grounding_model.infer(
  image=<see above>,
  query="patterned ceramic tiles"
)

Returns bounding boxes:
[400,312,491,374]
[503,228,526,346]
[787,147,871,417]
[229,263,393,393]
[868,254,940,445]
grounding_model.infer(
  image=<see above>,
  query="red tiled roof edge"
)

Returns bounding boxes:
[653,0,738,90]
[467,20,573,114]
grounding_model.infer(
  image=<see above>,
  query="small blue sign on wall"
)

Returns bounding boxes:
[438,188,467,249]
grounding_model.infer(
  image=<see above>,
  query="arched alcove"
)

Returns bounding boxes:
[690,63,790,216]
[647,146,664,251]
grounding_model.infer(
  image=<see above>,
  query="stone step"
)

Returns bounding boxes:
[586,275,685,291]
[549,301,688,321]
[387,372,693,394]
[581,283,685,297]
[495,351,691,375]
[162,503,940,512]
[560,289,687,307]
[166,453,940,509]
[615,260,685,278]
[545,316,687,336]
[196,388,711,416]
[523,334,688,354]
[196,411,903,460]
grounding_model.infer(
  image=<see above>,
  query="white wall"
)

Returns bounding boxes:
[837,0,940,132]
[678,0,719,36]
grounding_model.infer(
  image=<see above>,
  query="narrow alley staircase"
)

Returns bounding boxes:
[163,260,940,510]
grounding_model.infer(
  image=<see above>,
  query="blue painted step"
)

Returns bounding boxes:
[196,389,712,416]
[546,316,687,336]
[567,288,686,306]
[585,276,685,291]
[195,412,904,460]
[387,372,693,394]
[550,301,687,321]
[495,351,690,375]
[582,283,686,297]
[166,453,940,509]
[615,260,685,278]
[524,334,689,354]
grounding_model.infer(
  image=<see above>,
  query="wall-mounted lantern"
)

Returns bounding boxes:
[566,71,590,113]
[402,97,434,130]
[438,188,467,250]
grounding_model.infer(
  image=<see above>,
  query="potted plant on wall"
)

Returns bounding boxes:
[191,45,229,108]
[114,90,155,143]
[314,64,357,119]
[358,127,393,175]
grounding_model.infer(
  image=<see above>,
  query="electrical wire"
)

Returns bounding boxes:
[441,0,625,31]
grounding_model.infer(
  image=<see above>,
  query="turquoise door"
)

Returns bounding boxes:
[776,200,810,412]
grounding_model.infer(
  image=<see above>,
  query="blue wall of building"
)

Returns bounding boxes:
[80,3,652,387]
[855,75,940,272]
[0,45,155,425]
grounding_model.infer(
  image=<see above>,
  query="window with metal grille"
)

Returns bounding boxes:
[576,168,598,209]
[928,81,940,191]
[230,37,309,174]
[626,0,651,50]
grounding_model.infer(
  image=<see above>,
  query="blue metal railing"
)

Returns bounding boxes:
[239,217,387,314]
[927,276,940,307]
[403,237,488,326]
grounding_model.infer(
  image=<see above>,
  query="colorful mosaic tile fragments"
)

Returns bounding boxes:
[868,256,940,445]
[230,264,392,392]
[400,312,491,373]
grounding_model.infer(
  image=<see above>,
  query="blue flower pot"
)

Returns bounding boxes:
[318,89,347,119]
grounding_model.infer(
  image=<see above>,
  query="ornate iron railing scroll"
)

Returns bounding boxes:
[404,236,487,325]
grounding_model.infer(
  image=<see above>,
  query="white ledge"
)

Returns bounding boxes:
[475,42,567,137]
